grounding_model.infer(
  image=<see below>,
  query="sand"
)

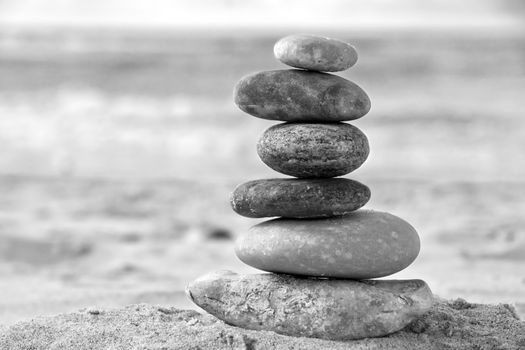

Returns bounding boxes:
[1,298,524,349]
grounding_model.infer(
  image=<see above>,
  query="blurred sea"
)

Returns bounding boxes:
[1,27,524,181]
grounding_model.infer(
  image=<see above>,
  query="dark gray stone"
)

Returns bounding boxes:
[257,123,369,178]
[235,210,420,279]
[186,270,434,340]
[234,70,370,122]
[230,178,370,218]
[274,34,358,72]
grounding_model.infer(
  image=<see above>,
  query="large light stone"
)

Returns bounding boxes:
[235,210,420,279]
[186,270,434,340]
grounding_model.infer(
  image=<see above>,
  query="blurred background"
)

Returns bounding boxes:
[0,0,524,325]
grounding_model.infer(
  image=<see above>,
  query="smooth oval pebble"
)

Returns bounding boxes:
[257,123,369,178]
[235,210,420,279]
[274,34,358,72]
[230,178,370,218]
[186,270,434,340]
[234,70,370,122]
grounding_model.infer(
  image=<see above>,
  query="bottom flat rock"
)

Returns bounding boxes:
[187,271,433,340]
[1,299,524,350]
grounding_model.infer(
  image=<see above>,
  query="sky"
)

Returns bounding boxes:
[0,0,521,30]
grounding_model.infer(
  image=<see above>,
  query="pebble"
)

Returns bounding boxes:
[235,210,420,279]
[186,270,434,340]
[274,34,358,72]
[257,123,369,178]
[230,178,370,218]
[234,70,370,122]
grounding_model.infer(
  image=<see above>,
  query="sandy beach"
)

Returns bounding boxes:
[0,10,524,346]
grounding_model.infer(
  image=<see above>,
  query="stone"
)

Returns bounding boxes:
[274,34,358,72]
[257,123,369,178]
[234,70,370,122]
[235,210,420,279]
[186,270,434,340]
[230,178,370,218]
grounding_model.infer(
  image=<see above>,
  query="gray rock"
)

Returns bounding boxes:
[186,270,434,340]
[236,210,420,279]
[257,123,369,178]
[274,34,358,72]
[230,178,370,218]
[234,70,370,122]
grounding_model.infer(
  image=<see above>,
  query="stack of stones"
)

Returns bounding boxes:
[187,34,434,341]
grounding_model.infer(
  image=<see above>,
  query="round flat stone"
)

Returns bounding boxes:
[274,34,358,72]
[234,70,370,122]
[235,210,420,279]
[186,270,434,340]
[230,178,370,218]
[257,123,369,178]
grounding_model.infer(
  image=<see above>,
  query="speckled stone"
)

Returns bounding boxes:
[186,270,434,340]
[230,178,370,218]
[274,34,358,72]
[235,210,420,279]
[234,70,370,122]
[257,123,369,178]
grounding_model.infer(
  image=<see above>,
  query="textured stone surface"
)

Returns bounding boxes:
[187,271,433,340]
[2,299,525,349]
[230,178,370,218]
[257,123,369,178]
[274,34,358,72]
[236,210,420,279]
[234,70,370,122]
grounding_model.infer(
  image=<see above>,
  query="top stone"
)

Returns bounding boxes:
[274,34,358,72]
